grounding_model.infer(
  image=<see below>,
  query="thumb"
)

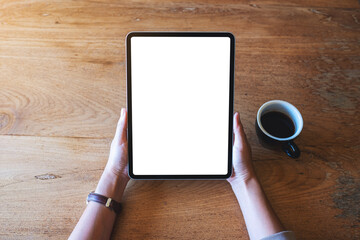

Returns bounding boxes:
[233,112,249,149]
[114,108,128,144]
[233,112,241,147]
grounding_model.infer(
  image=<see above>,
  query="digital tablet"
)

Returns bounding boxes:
[126,32,235,179]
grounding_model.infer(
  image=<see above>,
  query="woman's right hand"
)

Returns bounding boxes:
[227,112,255,186]
[227,112,287,240]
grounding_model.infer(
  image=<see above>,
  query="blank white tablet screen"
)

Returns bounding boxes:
[131,36,231,175]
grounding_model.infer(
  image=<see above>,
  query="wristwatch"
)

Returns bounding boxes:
[86,191,122,214]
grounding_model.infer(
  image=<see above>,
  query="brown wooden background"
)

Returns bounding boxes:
[0,0,359,239]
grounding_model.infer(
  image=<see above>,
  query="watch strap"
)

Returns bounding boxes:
[86,192,122,214]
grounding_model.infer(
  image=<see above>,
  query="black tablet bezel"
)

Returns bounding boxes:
[126,32,235,179]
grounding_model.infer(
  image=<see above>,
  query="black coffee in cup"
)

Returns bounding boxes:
[255,100,303,158]
[260,111,295,138]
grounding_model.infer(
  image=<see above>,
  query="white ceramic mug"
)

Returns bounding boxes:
[255,100,303,158]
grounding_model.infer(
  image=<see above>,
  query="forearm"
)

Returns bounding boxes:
[69,169,129,240]
[230,177,284,240]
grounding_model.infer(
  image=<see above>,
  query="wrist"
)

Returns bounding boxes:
[229,174,259,192]
[95,169,129,202]
[228,167,256,186]
[104,164,130,183]
[230,177,261,206]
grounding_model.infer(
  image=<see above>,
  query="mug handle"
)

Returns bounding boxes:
[282,140,300,158]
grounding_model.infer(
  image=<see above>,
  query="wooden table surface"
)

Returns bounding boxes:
[1,0,359,239]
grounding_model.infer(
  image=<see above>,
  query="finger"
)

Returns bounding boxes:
[233,112,248,148]
[233,112,241,147]
[114,108,128,144]
[237,113,247,140]
[233,132,235,146]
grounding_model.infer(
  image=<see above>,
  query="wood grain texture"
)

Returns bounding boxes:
[0,0,359,239]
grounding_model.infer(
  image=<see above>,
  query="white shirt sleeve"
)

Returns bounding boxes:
[260,231,296,240]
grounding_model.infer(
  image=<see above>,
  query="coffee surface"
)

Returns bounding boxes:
[261,111,295,138]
